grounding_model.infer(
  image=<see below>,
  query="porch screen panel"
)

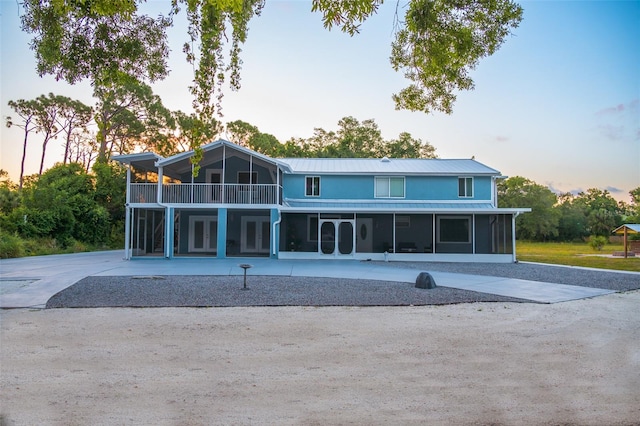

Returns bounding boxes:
[321,222,334,254]
[338,222,353,255]
[193,220,204,250]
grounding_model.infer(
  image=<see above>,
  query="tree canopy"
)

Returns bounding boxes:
[21,0,523,122]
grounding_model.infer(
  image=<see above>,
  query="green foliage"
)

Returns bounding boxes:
[229,116,438,160]
[21,0,171,87]
[0,231,24,259]
[588,235,607,251]
[312,0,383,35]
[389,0,523,113]
[17,163,110,246]
[556,193,587,241]
[21,0,523,122]
[498,176,560,241]
[94,75,176,161]
[177,0,265,120]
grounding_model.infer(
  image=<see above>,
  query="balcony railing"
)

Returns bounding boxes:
[129,183,281,205]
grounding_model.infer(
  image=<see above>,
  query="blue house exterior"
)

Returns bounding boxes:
[114,139,529,262]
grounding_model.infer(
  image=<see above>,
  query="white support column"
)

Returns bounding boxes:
[124,206,131,260]
[157,166,164,203]
[432,213,436,254]
[222,144,226,202]
[125,165,131,204]
[472,214,476,254]
[512,213,519,262]
[165,207,172,258]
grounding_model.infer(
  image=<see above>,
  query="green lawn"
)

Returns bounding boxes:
[516,241,640,272]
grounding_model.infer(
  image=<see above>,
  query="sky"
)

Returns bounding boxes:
[1,0,639,202]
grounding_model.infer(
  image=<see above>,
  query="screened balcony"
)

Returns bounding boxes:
[129,183,281,205]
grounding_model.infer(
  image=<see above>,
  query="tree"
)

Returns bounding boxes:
[498,176,560,241]
[18,163,109,246]
[383,131,437,158]
[32,93,67,175]
[316,0,523,113]
[573,188,622,237]
[628,187,640,223]
[94,76,175,161]
[328,116,384,158]
[226,120,260,148]
[555,192,588,241]
[21,0,170,88]
[21,0,523,122]
[5,99,39,189]
[68,130,99,172]
[55,97,93,165]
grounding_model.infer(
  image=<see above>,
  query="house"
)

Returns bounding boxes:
[113,139,530,262]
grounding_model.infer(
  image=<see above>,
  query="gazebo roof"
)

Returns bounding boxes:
[612,224,640,234]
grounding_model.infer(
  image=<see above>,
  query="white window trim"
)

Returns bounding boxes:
[458,177,473,198]
[375,176,405,198]
[305,176,321,197]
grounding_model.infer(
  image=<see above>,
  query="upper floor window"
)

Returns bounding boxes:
[458,177,473,198]
[305,176,320,197]
[238,171,258,184]
[375,176,405,198]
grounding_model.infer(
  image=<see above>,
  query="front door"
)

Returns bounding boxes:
[189,216,217,253]
[241,216,270,254]
[320,220,355,256]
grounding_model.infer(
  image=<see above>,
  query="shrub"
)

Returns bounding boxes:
[0,231,24,258]
[588,235,607,251]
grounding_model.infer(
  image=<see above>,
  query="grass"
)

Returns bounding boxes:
[516,241,640,272]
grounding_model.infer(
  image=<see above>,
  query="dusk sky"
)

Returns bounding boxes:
[1,0,638,202]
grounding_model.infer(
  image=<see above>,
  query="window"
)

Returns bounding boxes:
[438,216,471,243]
[458,177,473,198]
[238,171,258,184]
[305,176,320,197]
[375,177,405,198]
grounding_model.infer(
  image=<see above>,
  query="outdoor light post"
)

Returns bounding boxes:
[239,264,252,290]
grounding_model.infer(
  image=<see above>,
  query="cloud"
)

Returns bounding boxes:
[595,99,638,117]
[605,186,624,194]
[597,124,624,141]
[596,104,625,116]
[494,136,509,143]
[594,98,639,142]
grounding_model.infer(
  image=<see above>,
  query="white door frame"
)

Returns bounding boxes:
[319,219,355,257]
[189,215,218,252]
[241,216,270,253]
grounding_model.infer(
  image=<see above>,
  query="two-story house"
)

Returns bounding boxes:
[113,139,529,262]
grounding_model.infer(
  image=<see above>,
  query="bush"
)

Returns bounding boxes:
[0,231,24,258]
[588,235,607,251]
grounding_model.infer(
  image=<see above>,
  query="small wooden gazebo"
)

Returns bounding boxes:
[612,224,640,258]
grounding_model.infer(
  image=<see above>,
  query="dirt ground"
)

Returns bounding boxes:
[1,292,639,426]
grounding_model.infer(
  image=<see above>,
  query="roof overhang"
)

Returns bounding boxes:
[613,224,640,234]
[281,199,531,214]
[111,152,164,174]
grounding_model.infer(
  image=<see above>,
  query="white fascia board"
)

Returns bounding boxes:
[279,206,531,214]
[112,152,163,164]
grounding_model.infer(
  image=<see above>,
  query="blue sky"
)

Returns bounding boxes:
[1,0,638,201]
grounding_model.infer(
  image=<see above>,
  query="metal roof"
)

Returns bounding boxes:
[282,200,530,214]
[277,158,501,175]
[613,224,640,234]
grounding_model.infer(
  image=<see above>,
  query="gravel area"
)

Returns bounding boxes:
[377,261,640,292]
[45,275,530,308]
[45,262,639,308]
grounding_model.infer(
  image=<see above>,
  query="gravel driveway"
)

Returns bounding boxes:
[46,262,640,308]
